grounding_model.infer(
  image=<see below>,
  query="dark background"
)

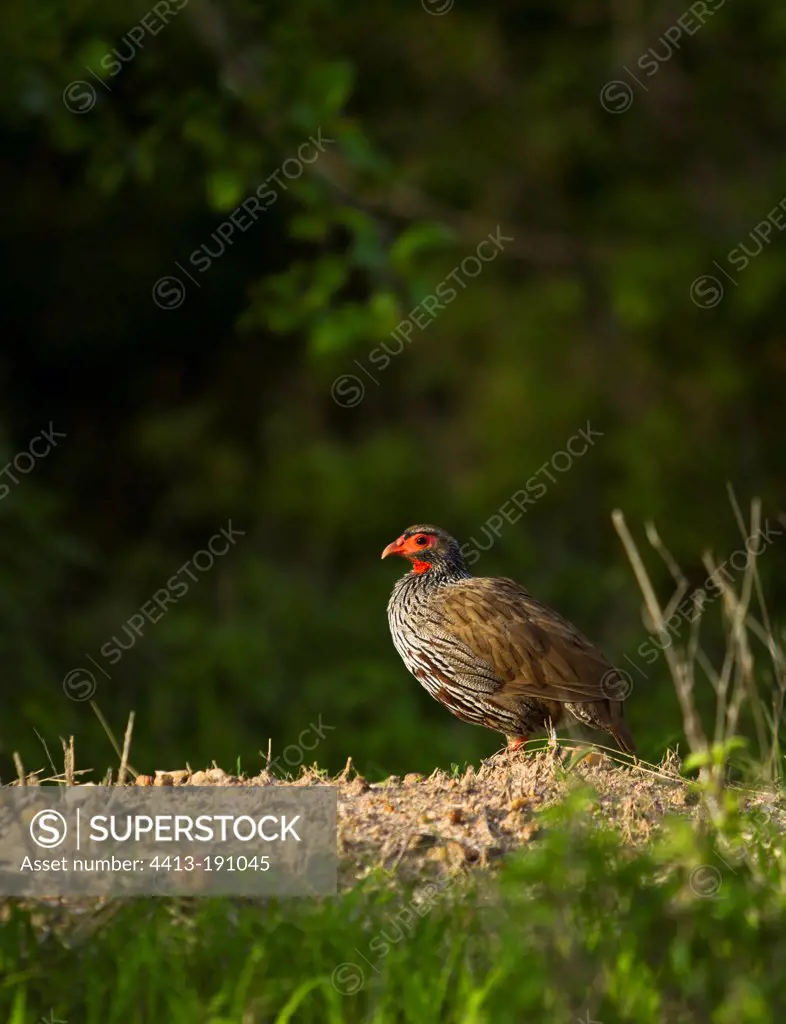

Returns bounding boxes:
[2,0,784,781]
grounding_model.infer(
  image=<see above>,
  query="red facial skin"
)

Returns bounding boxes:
[380,532,437,573]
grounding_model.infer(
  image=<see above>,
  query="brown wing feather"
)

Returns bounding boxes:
[437,577,616,705]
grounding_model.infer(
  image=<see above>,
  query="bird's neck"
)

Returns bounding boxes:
[399,560,471,590]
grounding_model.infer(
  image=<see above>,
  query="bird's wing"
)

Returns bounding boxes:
[436,576,618,704]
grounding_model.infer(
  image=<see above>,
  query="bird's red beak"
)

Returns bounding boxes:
[381,535,406,559]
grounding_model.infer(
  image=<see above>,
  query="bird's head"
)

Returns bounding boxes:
[381,524,465,576]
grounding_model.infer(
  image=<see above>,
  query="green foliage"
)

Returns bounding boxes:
[5,2,786,1020]
[3,800,786,1022]
[1,0,785,785]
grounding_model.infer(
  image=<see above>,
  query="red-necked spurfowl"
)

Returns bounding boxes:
[382,524,636,755]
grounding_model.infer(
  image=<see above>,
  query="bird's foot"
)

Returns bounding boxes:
[506,736,529,754]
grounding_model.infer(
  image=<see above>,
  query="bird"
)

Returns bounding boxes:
[381,524,636,755]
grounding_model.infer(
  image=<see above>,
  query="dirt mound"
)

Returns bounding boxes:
[134,745,693,886]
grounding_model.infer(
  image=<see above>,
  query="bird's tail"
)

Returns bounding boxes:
[611,720,637,757]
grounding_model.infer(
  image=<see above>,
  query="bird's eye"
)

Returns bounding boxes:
[415,535,429,546]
